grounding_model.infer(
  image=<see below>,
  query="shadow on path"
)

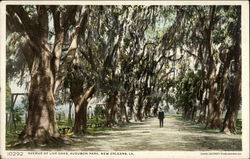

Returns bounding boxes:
[65,115,242,151]
[10,115,241,151]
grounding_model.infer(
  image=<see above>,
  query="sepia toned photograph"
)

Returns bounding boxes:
[0,1,249,159]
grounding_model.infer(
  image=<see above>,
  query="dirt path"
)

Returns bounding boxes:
[65,115,241,151]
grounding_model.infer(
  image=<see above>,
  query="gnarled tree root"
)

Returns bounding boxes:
[10,131,73,149]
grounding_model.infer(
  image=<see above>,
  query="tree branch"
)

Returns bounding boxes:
[53,6,89,93]
[10,6,38,43]
[61,6,78,30]
[50,6,61,34]
[6,7,24,34]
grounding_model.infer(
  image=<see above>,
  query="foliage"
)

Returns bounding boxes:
[6,83,12,111]
[174,68,201,110]
[94,106,106,118]
[6,5,242,140]
[6,122,25,145]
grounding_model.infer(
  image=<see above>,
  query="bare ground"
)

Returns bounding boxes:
[64,115,242,151]
[12,115,241,151]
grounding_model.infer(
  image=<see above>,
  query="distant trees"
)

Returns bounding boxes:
[171,6,241,134]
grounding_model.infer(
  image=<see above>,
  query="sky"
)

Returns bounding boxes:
[10,80,27,94]
[8,80,27,110]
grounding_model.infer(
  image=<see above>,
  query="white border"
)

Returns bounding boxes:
[241,3,249,158]
[0,3,7,159]
[0,1,249,159]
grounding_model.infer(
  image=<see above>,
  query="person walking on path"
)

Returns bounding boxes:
[158,108,165,128]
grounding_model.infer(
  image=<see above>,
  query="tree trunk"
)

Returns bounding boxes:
[131,106,138,122]
[221,11,241,133]
[136,96,143,121]
[25,112,28,123]
[183,105,192,120]
[222,67,241,134]
[73,100,88,135]
[119,97,129,124]
[213,46,235,131]
[106,94,118,127]
[200,6,222,129]
[58,114,61,122]
[128,90,137,121]
[140,105,146,121]
[18,57,61,146]
[191,106,197,120]
[198,89,208,123]
[129,97,138,122]
[206,94,222,129]
[144,98,152,118]
[206,61,222,129]
[72,85,95,135]
[68,101,72,124]
[221,70,241,134]
[136,109,142,121]
[9,94,18,130]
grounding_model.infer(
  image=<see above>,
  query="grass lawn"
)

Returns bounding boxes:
[6,117,117,145]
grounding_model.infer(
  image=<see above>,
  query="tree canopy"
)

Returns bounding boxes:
[6,5,241,147]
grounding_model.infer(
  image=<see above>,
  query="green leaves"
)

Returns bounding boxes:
[57,6,67,13]
[174,68,201,109]
[22,5,37,17]
[6,5,241,126]
[6,83,12,111]
[6,33,28,82]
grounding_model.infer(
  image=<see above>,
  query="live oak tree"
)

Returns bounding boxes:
[171,6,241,133]
[7,5,89,146]
[221,7,241,133]
[75,6,169,125]
[66,65,96,135]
